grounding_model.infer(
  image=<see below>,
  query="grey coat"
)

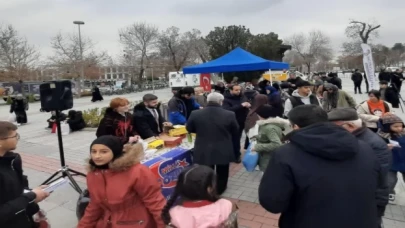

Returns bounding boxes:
[186,103,239,166]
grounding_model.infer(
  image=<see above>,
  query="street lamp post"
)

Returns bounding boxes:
[73,21,85,96]
[151,67,155,94]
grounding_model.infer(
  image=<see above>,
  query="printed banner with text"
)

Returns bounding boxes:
[361,43,377,90]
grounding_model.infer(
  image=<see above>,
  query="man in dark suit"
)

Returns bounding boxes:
[186,92,239,195]
[133,94,172,139]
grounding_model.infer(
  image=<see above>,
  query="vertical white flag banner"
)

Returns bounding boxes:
[361,43,377,90]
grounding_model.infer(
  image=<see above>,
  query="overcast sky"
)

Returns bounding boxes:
[1,0,403,61]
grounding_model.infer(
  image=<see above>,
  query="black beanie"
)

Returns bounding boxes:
[90,136,124,160]
[256,104,278,119]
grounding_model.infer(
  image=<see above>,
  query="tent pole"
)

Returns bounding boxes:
[269,69,272,85]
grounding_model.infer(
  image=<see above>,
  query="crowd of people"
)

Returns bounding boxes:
[1,68,405,228]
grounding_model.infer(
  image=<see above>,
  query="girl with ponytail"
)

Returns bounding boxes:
[161,165,238,228]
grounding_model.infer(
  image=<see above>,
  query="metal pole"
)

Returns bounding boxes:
[78,25,84,95]
[152,67,155,94]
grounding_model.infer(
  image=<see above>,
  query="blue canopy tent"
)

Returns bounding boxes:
[183,47,289,74]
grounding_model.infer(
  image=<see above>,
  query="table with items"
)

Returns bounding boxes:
[140,127,195,199]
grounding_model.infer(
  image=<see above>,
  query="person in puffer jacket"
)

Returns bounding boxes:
[251,105,288,172]
[377,114,405,204]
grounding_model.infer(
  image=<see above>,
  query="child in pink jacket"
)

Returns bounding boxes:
[161,165,238,228]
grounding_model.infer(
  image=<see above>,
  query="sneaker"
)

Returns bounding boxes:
[16,123,21,126]
[389,194,396,204]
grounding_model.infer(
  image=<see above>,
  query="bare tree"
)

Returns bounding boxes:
[157,26,196,71]
[345,20,381,44]
[188,29,210,63]
[49,32,108,76]
[283,50,305,71]
[285,30,332,73]
[119,22,159,83]
[0,25,40,81]
[341,40,363,56]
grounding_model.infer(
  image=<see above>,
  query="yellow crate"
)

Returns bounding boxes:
[169,126,188,137]
[148,139,165,150]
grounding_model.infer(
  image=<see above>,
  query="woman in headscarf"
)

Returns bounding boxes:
[243,94,269,149]
[10,94,28,126]
[322,83,357,112]
[312,80,325,104]
[91,86,103,102]
[78,136,166,228]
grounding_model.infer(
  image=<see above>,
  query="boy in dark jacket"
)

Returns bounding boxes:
[351,69,363,94]
[259,105,382,228]
[0,121,49,228]
[377,114,405,204]
[167,87,200,125]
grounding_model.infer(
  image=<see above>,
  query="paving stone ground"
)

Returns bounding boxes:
[2,80,405,227]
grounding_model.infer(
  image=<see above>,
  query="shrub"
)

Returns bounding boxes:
[81,91,92,97]
[27,94,36,103]
[82,107,107,128]
[6,96,12,104]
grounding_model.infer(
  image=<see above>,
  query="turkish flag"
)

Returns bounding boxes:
[200,73,211,92]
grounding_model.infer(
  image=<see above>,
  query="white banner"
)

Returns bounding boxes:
[361,43,377,90]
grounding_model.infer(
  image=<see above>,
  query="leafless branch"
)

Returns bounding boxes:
[285,30,332,72]
[48,31,108,77]
[0,24,40,79]
[346,20,381,43]
[119,22,159,82]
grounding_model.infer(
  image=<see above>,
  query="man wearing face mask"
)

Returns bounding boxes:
[133,94,172,139]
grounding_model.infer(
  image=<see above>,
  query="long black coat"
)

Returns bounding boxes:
[0,152,39,228]
[133,103,165,139]
[351,72,363,83]
[186,103,239,166]
[259,123,381,228]
[222,91,249,126]
[10,99,28,124]
[91,87,103,102]
[353,126,390,215]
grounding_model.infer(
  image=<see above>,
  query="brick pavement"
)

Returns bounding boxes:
[4,82,405,227]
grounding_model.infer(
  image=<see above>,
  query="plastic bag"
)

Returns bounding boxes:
[76,189,90,220]
[8,113,16,122]
[242,141,258,172]
[33,209,51,228]
[61,122,70,135]
[51,123,57,133]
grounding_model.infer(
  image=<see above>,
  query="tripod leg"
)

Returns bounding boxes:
[41,171,61,185]
[65,171,83,194]
[68,168,87,178]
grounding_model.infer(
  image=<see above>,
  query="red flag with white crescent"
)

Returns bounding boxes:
[200,73,211,92]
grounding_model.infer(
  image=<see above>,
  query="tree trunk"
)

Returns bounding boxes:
[306,62,311,74]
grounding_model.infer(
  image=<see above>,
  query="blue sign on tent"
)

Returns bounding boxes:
[183,47,289,74]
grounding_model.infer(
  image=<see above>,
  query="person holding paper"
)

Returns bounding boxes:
[377,114,405,204]
[0,121,50,228]
[78,136,166,228]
